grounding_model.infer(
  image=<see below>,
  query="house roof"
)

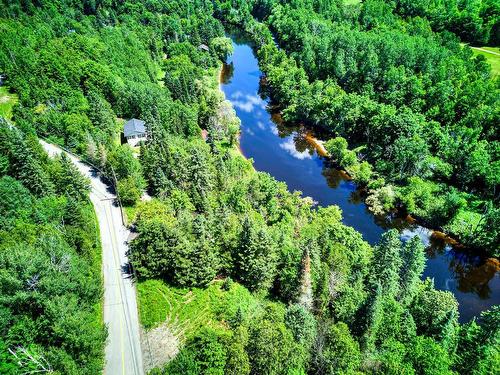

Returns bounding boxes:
[198,44,209,51]
[124,118,146,137]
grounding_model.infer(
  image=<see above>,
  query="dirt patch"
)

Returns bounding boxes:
[0,95,11,103]
[141,322,180,372]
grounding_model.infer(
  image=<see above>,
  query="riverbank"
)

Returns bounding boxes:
[301,127,471,252]
[220,35,499,321]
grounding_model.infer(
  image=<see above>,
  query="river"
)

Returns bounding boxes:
[221,36,499,322]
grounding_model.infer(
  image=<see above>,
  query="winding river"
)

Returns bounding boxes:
[221,36,499,322]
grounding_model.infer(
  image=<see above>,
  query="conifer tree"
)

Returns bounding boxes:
[398,235,426,305]
[370,229,402,298]
[235,217,278,292]
[362,283,384,353]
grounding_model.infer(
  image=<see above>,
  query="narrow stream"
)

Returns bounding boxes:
[221,36,500,322]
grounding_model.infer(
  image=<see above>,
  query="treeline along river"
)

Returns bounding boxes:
[221,35,499,322]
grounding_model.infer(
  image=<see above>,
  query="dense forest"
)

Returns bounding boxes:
[0,0,498,374]
[0,121,105,373]
[212,0,500,256]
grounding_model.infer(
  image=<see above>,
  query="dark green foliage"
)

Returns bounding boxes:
[398,236,426,305]
[229,0,499,254]
[2,1,496,374]
[234,216,278,292]
[0,127,105,372]
[370,229,402,298]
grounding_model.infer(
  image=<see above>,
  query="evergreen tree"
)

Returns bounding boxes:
[454,306,500,374]
[398,235,426,305]
[362,283,385,353]
[0,123,53,197]
[189,144,214,212]
[54,154,91,202]
[234,217,278,292]
[370,229,402,298]
[191,214,219,286]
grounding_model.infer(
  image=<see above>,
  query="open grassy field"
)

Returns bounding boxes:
[0,86,19,120]
[136,279,265,341]
[470,46,500,78]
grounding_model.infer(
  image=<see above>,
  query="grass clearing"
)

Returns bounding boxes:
[124,204,139,224]
[0,86,19,120]
[470,46,500,78]
[137,279,263,342]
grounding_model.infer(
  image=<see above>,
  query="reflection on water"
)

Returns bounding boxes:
[221,38,499,322]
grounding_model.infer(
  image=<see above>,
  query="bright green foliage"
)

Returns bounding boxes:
[392,0,500,45]
[1,1,496,374]
[0,122,54,197]
[117,176,142,206]
[210,37,234,62]
[52,154,90,202]
[407,336,453,375]
[247,315,304,374]
[0,176,32,230]
[313,322,361,374]
[167,328,228,375]
[285,304,317,347]
[454,306,500,374]
[129,204,219,287]
[224,326,250,375]
[411,279,459,340]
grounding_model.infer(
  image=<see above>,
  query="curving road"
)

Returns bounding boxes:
[40,140,144,375]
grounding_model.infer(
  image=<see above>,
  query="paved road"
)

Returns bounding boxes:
[40,140,144,375]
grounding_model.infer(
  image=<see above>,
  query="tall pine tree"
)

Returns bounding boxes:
[370,229,402,298]
[234,216,278,292]
[398,235,426,305]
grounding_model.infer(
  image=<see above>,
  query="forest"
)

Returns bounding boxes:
[212,0,500,256]
[0,0,498,374]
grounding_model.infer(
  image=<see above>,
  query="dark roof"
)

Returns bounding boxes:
[123,119,146,137]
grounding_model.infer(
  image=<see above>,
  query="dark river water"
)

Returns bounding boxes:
[221,37,499,322]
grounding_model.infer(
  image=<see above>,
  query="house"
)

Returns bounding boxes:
[123,118,146,147]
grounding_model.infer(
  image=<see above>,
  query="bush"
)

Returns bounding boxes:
[117,176,142,205]
[366,185,396,215]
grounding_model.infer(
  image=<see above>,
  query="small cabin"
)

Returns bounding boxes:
[123,118,146,147]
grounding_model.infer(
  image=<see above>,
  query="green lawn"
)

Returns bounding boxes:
[470,46,500,78]
[0,86,19,120]
[136,279,264,341]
